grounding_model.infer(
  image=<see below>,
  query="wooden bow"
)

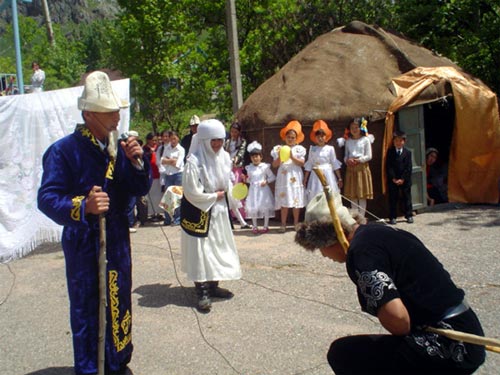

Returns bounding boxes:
[426,327,500,354]
[312,168,349,253]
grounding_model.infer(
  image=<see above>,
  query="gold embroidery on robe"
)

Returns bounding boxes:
[77,124,116,180]
[108,270,132,352]
[105,158,115,180]
[70,196,85,221]
[77,124,100,148]
[180,209,210,234]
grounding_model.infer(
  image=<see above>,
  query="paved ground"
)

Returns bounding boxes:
[1,203,499,375]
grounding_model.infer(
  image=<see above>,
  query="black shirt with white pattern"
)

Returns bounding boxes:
[346,223,464,328]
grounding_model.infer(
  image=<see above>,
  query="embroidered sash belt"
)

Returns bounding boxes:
[180,196,211,237]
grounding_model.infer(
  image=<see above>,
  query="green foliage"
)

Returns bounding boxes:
[0,15,87,90]
[112,0,201,133]
[236,0,398,97]
[0,0,498,125]
[71,19,117,72]
[393,0,500,93]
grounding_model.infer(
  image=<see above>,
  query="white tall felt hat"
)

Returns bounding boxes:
[78,71,129,113]
[305,192,357,228]
[190,115,201,125]
[295,191,360,251]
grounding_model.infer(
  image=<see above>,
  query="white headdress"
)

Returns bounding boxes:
[191,119,231,193]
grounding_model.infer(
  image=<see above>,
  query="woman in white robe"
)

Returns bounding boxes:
[180,119,241,312]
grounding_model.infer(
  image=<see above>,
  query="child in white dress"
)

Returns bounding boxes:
[304,120,343,204]
[244,141,276,234]
[271,120,306,232]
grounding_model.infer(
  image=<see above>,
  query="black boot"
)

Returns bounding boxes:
[194,282,212,312]
[208,281,234,299]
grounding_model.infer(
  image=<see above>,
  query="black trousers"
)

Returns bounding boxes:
[327,310,485,375]
[388,182,412,219]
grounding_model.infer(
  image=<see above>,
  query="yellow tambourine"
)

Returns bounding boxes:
[279,145,291,162]
[232,183,248,200]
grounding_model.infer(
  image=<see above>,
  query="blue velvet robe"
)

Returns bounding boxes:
[38,124,151,375]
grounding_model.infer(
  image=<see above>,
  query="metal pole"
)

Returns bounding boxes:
[225,0,243,114]
[11,0,24,94]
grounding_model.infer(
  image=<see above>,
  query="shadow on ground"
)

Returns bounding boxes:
[26,367,134,375]
[25,367,74,375]
[133,283,194,308]
[423,204,500,229]
[25,242,62,257]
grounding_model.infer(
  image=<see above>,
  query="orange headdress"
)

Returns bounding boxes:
[280,120,305,144]
[310,120,333,143]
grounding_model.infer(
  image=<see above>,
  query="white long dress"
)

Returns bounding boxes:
[304,144,342,204]
[271,144,306,209]
[180,154,242,282]
[31,69,45,92]
[244,163,276,219]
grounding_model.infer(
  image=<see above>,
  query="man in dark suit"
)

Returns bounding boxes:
[386,130,413,224]
[180,114,200,162]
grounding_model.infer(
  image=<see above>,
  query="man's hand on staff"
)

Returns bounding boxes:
[85,186,109,215]
[120,135,144,167]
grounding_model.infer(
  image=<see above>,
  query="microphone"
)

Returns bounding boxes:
[120,132,144,168]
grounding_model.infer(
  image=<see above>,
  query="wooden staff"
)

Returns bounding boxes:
[312,168,500,354]
[312,168,349,252]
[98,213,107,375]
[426,327,500,354]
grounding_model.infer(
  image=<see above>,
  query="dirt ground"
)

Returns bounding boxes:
[1,203,499,375]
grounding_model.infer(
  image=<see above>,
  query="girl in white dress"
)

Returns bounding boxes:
[304,120,343,204]
[271,120,306,232]
[244,141,276,234]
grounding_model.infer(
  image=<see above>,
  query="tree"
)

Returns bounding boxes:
[0,15,86,90]
[1,0,498,128]
[235,0,397,97]
[393,0,500,93]
[112,0,213,133]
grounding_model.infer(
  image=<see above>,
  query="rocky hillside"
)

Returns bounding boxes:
[1,0,120,30]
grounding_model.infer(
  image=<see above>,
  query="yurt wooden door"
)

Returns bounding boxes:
[397,106,427,210]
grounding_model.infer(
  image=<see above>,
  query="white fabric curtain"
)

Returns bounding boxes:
[0,79,130,262]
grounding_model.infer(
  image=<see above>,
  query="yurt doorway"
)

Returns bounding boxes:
[395,106,427,210]
[423,97,455,163]
[423,97,454,205]
[396,97,454,210]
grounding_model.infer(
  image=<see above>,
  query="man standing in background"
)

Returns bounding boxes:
[30,61,45,92]
[181,114,200,161]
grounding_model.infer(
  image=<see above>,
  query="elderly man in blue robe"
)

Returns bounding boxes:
[38,71,151,375]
